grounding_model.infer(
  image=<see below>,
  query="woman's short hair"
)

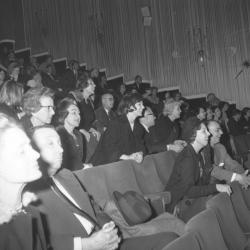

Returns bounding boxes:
[22,87,54,115]
[117,93,143,115]
[0,80,23,107]
[181,117,203,143]
[53,97,76,127]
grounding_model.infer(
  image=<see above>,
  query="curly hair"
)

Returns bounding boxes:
[117,93,143,115]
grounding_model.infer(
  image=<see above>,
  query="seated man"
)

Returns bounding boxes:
[207,120,250,188]
[21,87,55,136]
[94,92,117,133]
[29,125,180,250]
[137,107,186,154]
[91,93,145,165]
[154,101,186,153]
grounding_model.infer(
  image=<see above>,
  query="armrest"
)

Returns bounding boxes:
[145,191,171,215]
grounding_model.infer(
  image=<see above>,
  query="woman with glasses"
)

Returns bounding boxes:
[0,113,47,250]
[53,97,89,171]
[20,87,55,137]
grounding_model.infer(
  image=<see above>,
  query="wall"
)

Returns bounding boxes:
[5,0,250,107]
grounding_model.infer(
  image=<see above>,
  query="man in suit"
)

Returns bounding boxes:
[94,92,117,133]
[60,60,79,92]
[30,125,178,250]
[129,75,145,94]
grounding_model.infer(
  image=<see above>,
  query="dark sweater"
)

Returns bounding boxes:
[166,144,217,211]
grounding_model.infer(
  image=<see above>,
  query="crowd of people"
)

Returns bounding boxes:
[1,48,250,249]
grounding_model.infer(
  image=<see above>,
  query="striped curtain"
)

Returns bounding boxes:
[22,0,250,107]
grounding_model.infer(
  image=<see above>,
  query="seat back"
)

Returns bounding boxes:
[132,154,165,194]
[75,160,143,204]
[186,208,228,250]
[162,232,200,250]
[230,182,250,233]
[152,151,177,185]
[206,193,247,250]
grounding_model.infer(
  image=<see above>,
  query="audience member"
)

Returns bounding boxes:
[7,62,20,82]
[27,70,43,89]
[0,114,46,250]
[207,120,250,188]
[239,107,250,134]
[206,92,220,107]
[60,60,79,91]
[94,92,116,133]
[91,93,145,165]
[166,118,231,222]
[38,54,56,76]
[21,87,55,136]
[0,80,24,120]
[212,106,222,123]
[206,106,213,120]
[194,106,207,121]
[0,70,6,86]
[155,101,185,153]
[130,75,144,94]
[53,98,87,171]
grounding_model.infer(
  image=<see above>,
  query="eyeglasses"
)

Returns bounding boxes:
[40,105,55,111]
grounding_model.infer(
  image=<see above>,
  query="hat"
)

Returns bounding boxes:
[113,190,152,226]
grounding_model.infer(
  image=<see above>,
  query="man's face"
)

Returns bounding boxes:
[208,121,223,144]
[102,94,114,110]
[33,96,55,125]
[144,108,156,127]
[133,101,144,117]
[195,123,210,147]
[33,128,63,175]
[172,104,181,120]
[135,76,142,85]
[197,108,206,121]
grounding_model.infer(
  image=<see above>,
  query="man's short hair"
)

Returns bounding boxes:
[22,87,54,115]
[182,117,203,143]
[117,93,142,115]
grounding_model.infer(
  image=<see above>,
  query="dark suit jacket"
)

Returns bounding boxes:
[0,206,47,250]
[91,115,144,165]
[29,169,101,250]
[94,107,116,133]
[57,127,86,170]
[134,123,166,155]
[166,144,217,212]
[154,115,180,145]
[60,69,77,91]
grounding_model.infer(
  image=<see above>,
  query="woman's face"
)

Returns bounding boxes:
[214,108,222,119]
[194,123,210,147]
[65,104,81,128]
[0,128,41,184]
[206,108,213,120]
[84,79,96,96]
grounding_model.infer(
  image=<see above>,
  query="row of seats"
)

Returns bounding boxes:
[164,182,250,250]
[76,150,250,250]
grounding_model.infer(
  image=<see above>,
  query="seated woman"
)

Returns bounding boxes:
[207,120,250,188]
[53,97,88,171]
[0,113,46,250]
[166,117,231,222]
[0,80,24,120]
[29,125,183,250]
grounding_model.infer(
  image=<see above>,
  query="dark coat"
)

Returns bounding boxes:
[0,206,47,250]
[57,127,86,170]
[28,169,101,250]
[94,107,117,133]
[154,115,180,145]
[165,144,217,212]
[134,123,166,155]
[91,115,144,165]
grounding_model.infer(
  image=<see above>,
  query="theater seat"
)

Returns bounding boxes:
[162,232,200,250]
[185,208,228,250]
[206,193,249,250]
[230,182,250,233]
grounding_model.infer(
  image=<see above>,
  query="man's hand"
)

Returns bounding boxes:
[168,144,184,153]
[80,129,91,142]
[216,184,232,196]
[235,170,250,189]
[81,221,121,250]
[174,140,187,147]
[90,128,101,141]
[131,151,143,163]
